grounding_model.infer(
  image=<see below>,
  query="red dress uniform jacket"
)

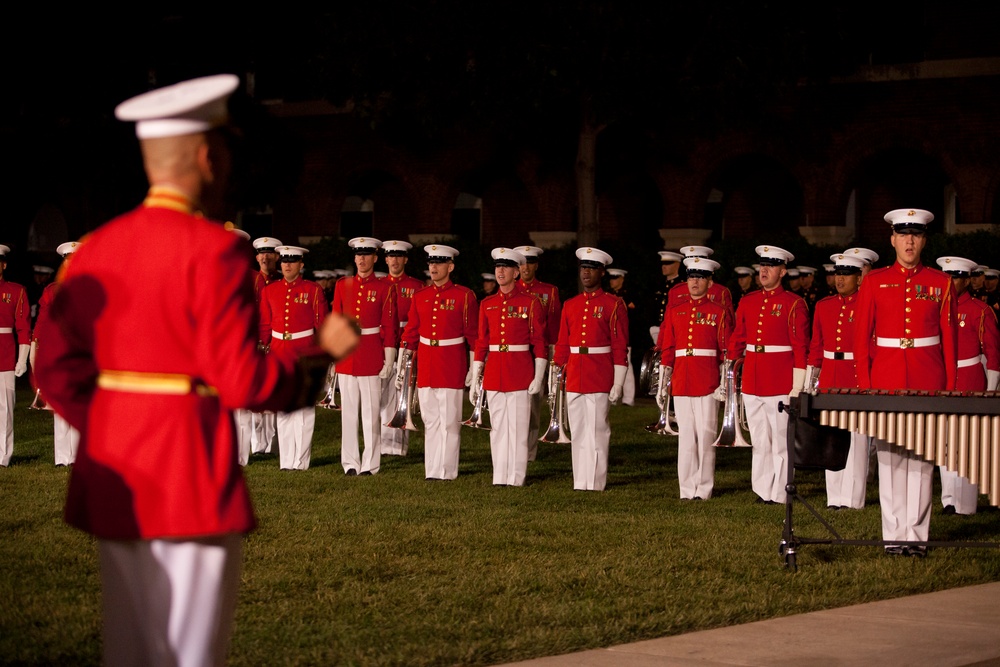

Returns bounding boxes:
[553,288,630,393]
[384,273,424,333]
[854,262,957,391]
[955,290,1000,391]
[259,276,328,359]
[727,286,810,396]
[0,278,29,371]
[475,285,547,391]
[33,281,57,343]
[33,188,308,540]
[518,278,562,346]
[658,281,733,349]
[659,296,731,396]
[807,292,860,390]
[331,273,398,376]
[400,281,479,389]
[253,270,280,303]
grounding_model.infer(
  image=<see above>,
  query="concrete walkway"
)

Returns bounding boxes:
[503,582,1000,667]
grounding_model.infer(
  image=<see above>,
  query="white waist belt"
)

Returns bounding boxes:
[420,336,465,347]
[272,328,314,341]
[399,321,407,328]
[489,344,529,352]
[823,350,854,360]
[360,327,381,335]
[958,354,985,368]
[876,336,940,349]
[570,346,612,354]
[0,327,11,334]
[677,348,716,357]
[747,345,792,353]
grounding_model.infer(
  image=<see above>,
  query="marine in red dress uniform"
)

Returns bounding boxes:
[249,235,283,456]
[935,256,1000,515]
[806,252,868,509]
[260,246,329,470]
[0,244,30,467]
[331,237,399,475]
[398,244,479,479]
[726,245,810,504]
[471,247,547,486]
[854,210,958,556]
[657,257,731,500]
[553,247,629,491]
[515,245,562,460]
[379,240,425,457]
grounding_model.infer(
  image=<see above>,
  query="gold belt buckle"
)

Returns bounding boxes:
[500,344,509,352]
[685,348,694,356]
[579,346,588,354]
[430,339,439,346]
[283,332,293,341]
[754,344,765,353]
[900,338,914,349]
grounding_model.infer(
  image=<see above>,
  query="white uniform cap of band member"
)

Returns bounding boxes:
[424,244,459,263]
[0,245,10,257]
[796,265,816,275]
[253,237,283,252]
[492,247,527,267]
[822,263,836,274]
[115,74,240,139]
[751,263,760,271]
[606,268,628,277]
[658,250,684,263]
[841,247,879,266]
[680,245,713,258]
[683,256,720,276]
[276,245,309,260]
[33,265,54,275]
[936,256,978,277]
[348,237,382,254]
[972,265,988,276]
[754,245,795,265]
[229,228,251,241]
[830,253,866,274]
[374,271,388,278]
[517,246,544,262]
[57,241,82,257]
[733,266,754,276]
[884,208,934,233]
[576,247,613,267]
[481,272,497,281]
[985,268,1000,279]
[785,267,801,278]
[312,270,334,279]
[383,240,413,256]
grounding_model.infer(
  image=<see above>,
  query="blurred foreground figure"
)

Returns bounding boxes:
[34,75,359,667]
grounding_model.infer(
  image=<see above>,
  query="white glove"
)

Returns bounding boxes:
[465,351,475,387]
[394,349,411,390]
[468,361,484,405]
[379,347,397,380]
[609,365,627,404]
[712,361,731,402]
[649,325,660,345]
[988,369,1000,391]
[15,344,29,377]
[656,366,672,410]
[788,367,807,402]
[528,357,547,395]
[805,365,819,395]
[29,340,37,371]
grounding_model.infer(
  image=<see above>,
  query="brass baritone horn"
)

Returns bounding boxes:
[640,347,678,435]
[713,357,752,447]
[317,363,340,410]
[540,361,570,443]
[387,348,419,431]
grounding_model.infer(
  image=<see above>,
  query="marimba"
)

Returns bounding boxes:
[797,389,1000,508]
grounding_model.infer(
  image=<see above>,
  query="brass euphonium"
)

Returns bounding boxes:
[540,361,570,443]
[640,347,678,435]
[462,358,490,430]
[387,348,419,430]
[317,363,340,410]
[712,357,752,447]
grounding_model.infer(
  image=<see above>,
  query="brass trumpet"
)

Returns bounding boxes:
[713,357,751,447]
[540,361,570,443]
[387,348,419,430]
[317,363,340,410]
[462,359,490,430]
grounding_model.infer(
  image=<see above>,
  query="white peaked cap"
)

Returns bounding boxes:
[115,74,240,139]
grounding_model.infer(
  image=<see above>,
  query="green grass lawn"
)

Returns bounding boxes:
[3,383,999,666]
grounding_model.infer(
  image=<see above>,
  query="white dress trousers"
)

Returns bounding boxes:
[875,438,933,545]
[0,371,13,466]
[99,534,242,667]
[742,393,789,503]
[339,373,382,474]
[567,391,611,491]
[622,347,635,406]
[674,394,718,499]
[418,386,463,480]
[527,389,542,462]
[487,389,530,486]
[53,412,80,466]
[276,406,315,470]
[939,467,978,515]
[825,431,868,508]
[379,373,409,455]
[250,411,275,454]
[233,409,253,466]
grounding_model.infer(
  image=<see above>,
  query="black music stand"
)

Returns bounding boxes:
[778,394,1000,571]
